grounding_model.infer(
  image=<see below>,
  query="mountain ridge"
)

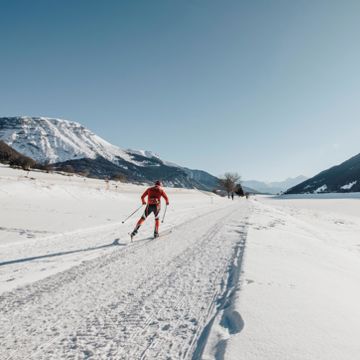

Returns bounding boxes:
[285,153,360,194]
[243,175,308,194]
[0,116,220,190]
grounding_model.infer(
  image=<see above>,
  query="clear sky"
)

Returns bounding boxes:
[1,0,360,181]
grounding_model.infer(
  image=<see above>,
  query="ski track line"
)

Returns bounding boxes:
[0,201,250,360]
[3,217,225,359]
[1,204,233,348]
[2,207,245,358]
[0,203,230,288]
[1,203,239,360]
[119,221,226,359]
[0,202,228,263]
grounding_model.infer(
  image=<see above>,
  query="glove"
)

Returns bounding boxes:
[166,202,169,206]
[142,201,146,205]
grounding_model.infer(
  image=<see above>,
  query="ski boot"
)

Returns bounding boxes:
[130,230,137,242]
[154,231,159,239]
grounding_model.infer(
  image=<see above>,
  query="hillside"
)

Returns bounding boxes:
[286,153,360,194]
[0,140,36,168]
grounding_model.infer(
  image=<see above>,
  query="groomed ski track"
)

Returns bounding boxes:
[0,201,251,360]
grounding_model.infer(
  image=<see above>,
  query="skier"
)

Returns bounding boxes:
[131,180,169,240]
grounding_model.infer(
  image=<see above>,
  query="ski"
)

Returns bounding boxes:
[128,229,173,242]
[154,229,173,239]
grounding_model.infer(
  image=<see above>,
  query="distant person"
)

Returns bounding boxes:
[231,192,234,200]
[131,180,169,240]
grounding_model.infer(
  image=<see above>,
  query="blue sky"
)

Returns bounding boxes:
[1,0,360,181]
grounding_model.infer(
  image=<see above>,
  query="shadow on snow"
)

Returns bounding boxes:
[0,238,124,267]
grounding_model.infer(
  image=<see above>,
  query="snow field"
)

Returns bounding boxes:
[3,165,359,360]
[217,196,360,360]
[0,166,234,294]
[0,204,250,359]
[0,166,251,359]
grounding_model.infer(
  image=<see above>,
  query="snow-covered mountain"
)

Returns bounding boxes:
[286,153,360,194]
[243,176,308,194]
[0,116,145,165]
[0,117,219,190]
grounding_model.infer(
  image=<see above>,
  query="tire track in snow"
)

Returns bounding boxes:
[0,202,251,360]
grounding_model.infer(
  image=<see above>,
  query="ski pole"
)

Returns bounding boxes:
[161,204,168,223]
[122,204,144,224]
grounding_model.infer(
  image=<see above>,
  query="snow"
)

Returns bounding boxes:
[127,148,182,168]
[204,195,360,360]
[341,180,357,190]
[0,165,249,359]
[314,184,327,193]
[126,148,160,159]
[1,165,359,359]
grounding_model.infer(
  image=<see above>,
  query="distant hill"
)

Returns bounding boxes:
[286,153,360,194]
[243,176,308,194]
[241,185,262,194]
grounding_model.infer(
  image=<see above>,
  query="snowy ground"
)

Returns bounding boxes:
[1,166,359,359]
[0,166,250,359]
[204,195,360,360]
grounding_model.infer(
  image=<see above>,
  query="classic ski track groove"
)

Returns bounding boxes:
[0,202,250,360]
[120,221,225,359]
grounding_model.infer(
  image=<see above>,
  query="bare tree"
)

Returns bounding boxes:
[219,172,241,198]
[112,173,127,182]
[41,161,54,173]
[9,156,36,171]
[62,165,75,174]
[78,170,90,177]
[35,161,54,173]
[21,157,36,171]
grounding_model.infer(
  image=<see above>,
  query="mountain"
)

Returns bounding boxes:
[0,116,139,165]
[0,117,219,190]
[286,154,360,194]
[243,176,308,194]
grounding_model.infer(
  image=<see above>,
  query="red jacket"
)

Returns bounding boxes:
[141,185,169,205]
